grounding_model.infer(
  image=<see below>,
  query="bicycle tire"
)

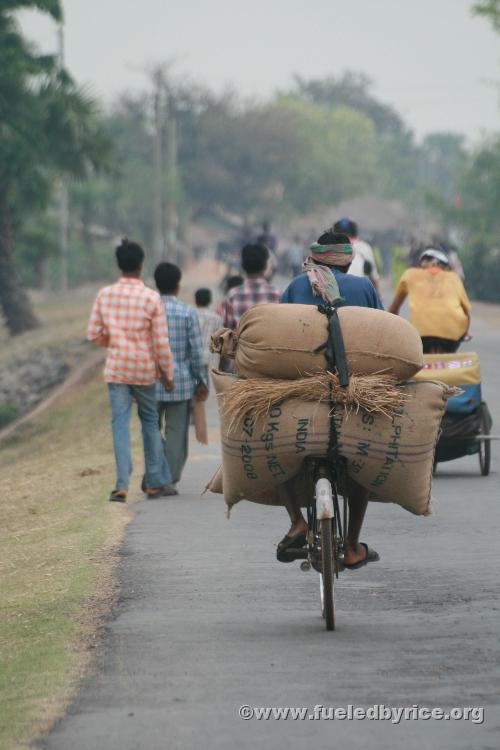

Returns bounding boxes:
[320,518,335,631]
[479,404,491,476]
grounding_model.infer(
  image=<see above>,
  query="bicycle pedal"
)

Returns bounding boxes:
[300,560,311,572]
[281,547,308,560]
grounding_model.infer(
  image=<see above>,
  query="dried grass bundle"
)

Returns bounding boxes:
[219,371,408,428]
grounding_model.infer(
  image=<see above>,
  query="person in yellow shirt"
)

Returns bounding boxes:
[389,248,471,353]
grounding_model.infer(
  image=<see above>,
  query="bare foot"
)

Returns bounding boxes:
[343,543,367,567]
[287,517,308,539]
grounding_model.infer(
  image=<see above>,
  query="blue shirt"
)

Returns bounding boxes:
[156,296,207,402]
[280,270,383,310]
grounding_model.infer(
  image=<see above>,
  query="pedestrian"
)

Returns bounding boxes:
[86,239,175,502]
[216,275,243,317]
[333,218,383,299]
[220,244,281,330]
[194,288,223,378]
[154,263,208,488]
[257,221,277,251]
[286,235,305,278]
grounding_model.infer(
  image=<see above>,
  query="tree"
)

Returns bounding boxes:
[293,72,406,137]
[291,73,422,202]
[0,0,108,334]
[473,0,500,32]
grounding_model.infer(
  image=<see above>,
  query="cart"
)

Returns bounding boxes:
[434,401,492,476]
[413,352,494,476]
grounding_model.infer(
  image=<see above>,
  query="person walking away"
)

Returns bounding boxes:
[279,230,382,569]
[257,222,278,281]
[154,263,208,488]
[389,248,471,353]
[286,235,305,278]
[257,221,277,251]
[220,244,280,330]
[333,218,382,300]
[194,287,223,378]
[87,239,175,502]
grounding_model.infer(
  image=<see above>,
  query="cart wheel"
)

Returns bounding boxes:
[320,518,335,631]
[478,404,491,477]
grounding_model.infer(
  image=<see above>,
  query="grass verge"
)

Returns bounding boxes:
[0,373,142,750]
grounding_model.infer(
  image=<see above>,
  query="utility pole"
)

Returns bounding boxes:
[152,68,166,263]
[149,64,180,264]
[165,92,178,263]
[57,22,69,291]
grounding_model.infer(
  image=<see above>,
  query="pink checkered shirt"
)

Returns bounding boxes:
[221,277,281,329]
[87,277,173,385]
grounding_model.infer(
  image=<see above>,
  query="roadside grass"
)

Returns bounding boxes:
[0,374,142,750]
[0,288,98,368]
[0,269,225,748]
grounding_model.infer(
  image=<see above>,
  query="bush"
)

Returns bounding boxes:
[0,403,19,429]
[461,243,500,303]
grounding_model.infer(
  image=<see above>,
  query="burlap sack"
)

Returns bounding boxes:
[206,463,311,508]
[212,371,449,516]
[233,304,423,382]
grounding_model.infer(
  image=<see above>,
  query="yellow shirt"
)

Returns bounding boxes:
[395,267,471,340]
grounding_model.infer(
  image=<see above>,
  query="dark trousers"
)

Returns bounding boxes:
[421,336,460,354]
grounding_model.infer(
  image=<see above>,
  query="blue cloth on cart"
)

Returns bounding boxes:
[446,383,482,415]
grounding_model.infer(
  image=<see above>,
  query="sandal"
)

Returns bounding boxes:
[343,543,380,570]
[109,489,127,503]
[146,485,178,498]
[276,534,307,563]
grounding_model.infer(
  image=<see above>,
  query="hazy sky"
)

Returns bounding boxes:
[19,0,500,142]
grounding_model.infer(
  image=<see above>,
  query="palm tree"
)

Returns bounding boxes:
[0,0,109,334]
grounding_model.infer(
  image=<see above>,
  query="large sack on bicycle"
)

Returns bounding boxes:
[206,462,312,508]
[335,379,449,515]
[232,304,423,382]
[213,370,331,506]
[212,371,449,516]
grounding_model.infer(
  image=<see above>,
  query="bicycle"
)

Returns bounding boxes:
[279,304,350,631]
[280,457,348,631]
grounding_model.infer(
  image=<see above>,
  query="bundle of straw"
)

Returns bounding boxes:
[219,371,408,429]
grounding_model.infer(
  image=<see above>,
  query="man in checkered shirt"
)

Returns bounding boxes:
[154,263,208,487]
[220,244,280,330]
[87,240,175,502]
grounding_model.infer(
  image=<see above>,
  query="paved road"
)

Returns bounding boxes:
[44,311,500,750]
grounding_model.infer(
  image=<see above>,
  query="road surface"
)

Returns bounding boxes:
[43,310,500,750]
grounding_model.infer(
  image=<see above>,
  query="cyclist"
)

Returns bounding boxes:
[278,230,381,570]
[389,247,471,353]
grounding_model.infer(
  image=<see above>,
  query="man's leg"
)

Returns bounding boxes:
[278,474,377,566]
[344,478,369,566]
[159,400,190,485]
[134,384,172,488]
[107,384,133,491]
[282,482,308,538]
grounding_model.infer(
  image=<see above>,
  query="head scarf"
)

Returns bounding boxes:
[302,241,353,305]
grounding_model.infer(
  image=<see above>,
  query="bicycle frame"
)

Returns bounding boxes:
[304,458,347,576]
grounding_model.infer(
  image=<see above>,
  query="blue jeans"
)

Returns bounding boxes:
[108,383,171,490]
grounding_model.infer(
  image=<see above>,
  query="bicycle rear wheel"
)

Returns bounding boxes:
[320,518,335,631]
[478,403,491,476]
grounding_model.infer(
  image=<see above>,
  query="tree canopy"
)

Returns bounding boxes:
[0,0,109,333]
[473,0,500,32]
